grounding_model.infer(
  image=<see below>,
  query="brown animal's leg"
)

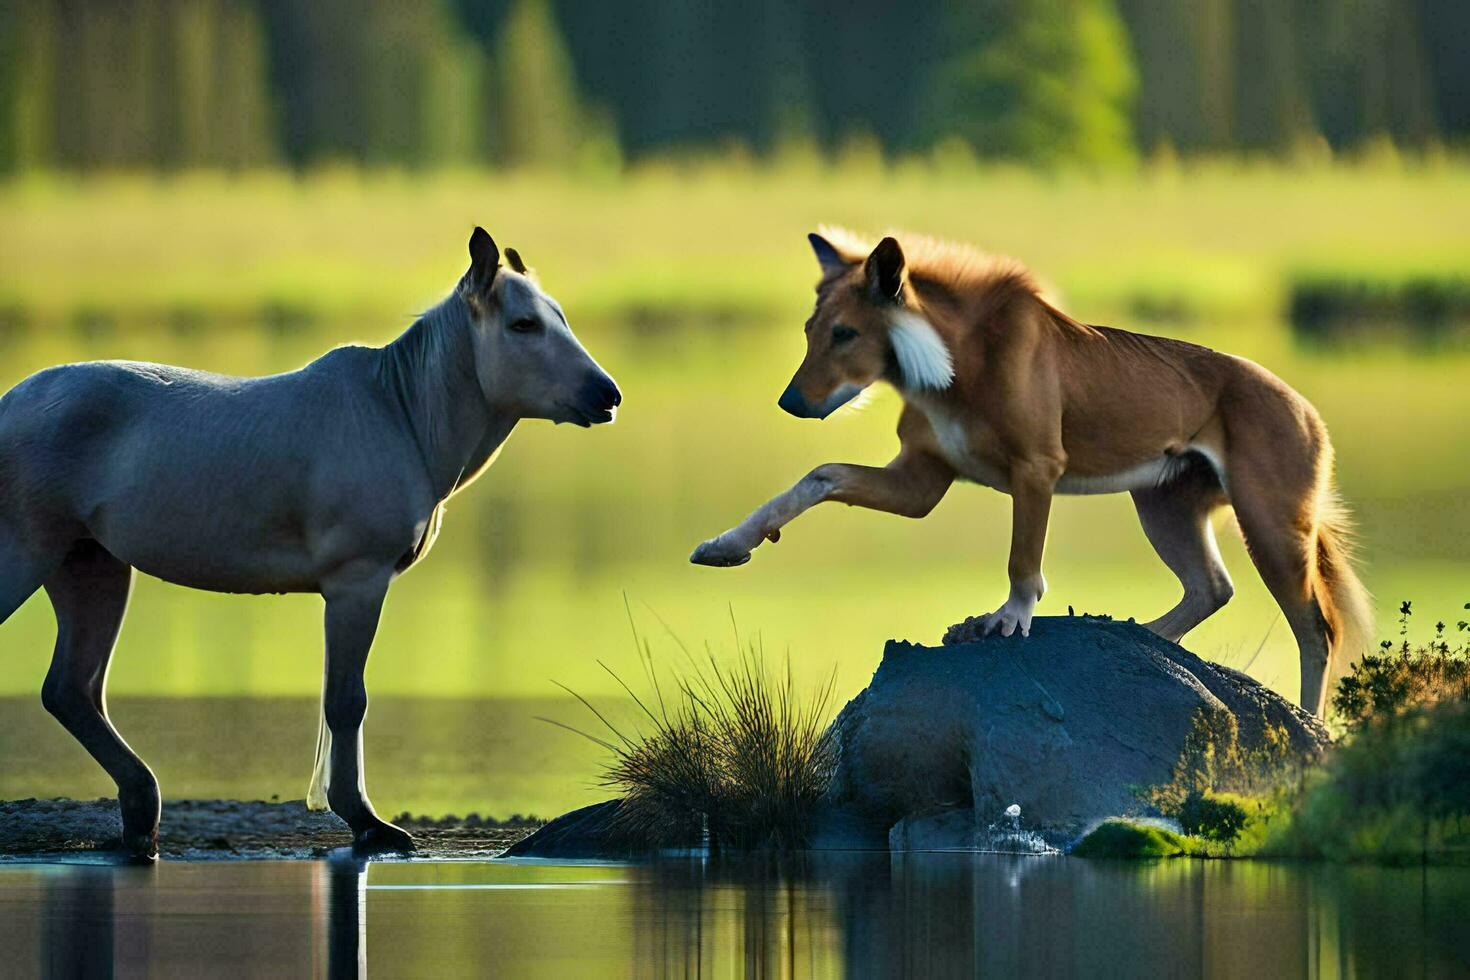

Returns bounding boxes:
[968,457,1061,639]
[40,540,159,858]
[1227,456,1334,715]
[321,579,413,853]
[1234,511,1331,714]
[690,449,954,566]
[1132,466,1234,643]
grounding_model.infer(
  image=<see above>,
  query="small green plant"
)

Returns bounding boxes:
[1332,601,1470,729]
[1177,791,1249,843]
[549,609,838,852]
[1140,706,1300,818]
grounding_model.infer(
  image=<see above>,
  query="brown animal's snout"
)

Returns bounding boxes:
[575,371,622,425]
[778,379,862,420]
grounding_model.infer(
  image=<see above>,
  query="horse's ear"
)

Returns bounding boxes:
[808,232,850,275]
[467,226,500,293]
[864,236,905,301]
[505,246,529,275]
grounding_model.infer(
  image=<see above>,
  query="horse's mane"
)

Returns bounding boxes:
[377,292,479,480]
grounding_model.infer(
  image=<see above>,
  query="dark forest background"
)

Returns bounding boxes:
[2,0,1466,173]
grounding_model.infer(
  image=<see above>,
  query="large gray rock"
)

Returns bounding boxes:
[504,616,1329,858]
[824,616,1328,841]
[501,800,635,859]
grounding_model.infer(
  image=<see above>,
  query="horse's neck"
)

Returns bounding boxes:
[381,302,516,501]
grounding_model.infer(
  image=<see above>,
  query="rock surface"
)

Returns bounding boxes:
[501,800,634,859]
[504,616,1329,858]
[825,616,1328,843]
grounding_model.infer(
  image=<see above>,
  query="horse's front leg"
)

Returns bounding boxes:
[321,574,414,853]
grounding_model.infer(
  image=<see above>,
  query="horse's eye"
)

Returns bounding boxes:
[508,317,541,334]
[832,325,858,344]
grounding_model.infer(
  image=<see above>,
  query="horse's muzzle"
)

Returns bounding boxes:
[778,382,863,420]
[575,373,622,425]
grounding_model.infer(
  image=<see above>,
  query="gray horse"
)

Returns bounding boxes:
[0,228,620,858]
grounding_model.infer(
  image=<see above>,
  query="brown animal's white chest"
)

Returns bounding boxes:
[923,408,1013,490]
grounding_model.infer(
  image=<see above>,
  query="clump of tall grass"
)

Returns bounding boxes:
[549,612,838,852]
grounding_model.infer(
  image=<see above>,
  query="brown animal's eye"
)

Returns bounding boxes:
[832,324,858,344]
[508,317,541,334]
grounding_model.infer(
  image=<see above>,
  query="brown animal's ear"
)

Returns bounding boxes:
[808,232,851,275]
[504,247,529,275]
[466,226,500,293]
[865,237,905,301]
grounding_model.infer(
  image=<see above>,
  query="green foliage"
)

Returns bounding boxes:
[1177,791,1249,843]
[1266,698,1470,863]
[1139,706,1300,819]
[1259,601,1470,863]
[7,0,1470,172]
[1135,705,1302,853]
[1076,796,1286,859]
[554,616,838,852]
[921,0,1138,167]
[1072,820,1192,858]
[1333,602,1470,728]
[1291,277,1470,343]
[493,0,592,169]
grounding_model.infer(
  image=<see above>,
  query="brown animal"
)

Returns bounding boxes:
[691,228,1370,715]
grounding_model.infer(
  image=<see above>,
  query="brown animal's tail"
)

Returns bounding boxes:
[1313,479,1374,694]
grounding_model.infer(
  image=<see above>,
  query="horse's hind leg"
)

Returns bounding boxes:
[1131,461,1234,643]
[40,539,159,858]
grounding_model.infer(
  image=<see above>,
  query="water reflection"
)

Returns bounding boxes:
[326,855,367,980]
[41,866,114,977]
[1,855,1467,976]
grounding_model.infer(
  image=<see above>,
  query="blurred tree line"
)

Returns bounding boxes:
[1,0,1465,173]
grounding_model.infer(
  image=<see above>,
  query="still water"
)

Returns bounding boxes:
[1,853,1467,977]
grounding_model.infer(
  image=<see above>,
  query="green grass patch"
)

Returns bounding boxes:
[1074,794,1286,860]
[1072,820,1197,858]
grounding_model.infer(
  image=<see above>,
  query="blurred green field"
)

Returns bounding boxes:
[4,159,1470,325]
[0,163,1467,711]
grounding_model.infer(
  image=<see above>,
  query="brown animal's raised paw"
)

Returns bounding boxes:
[353,821,416,855]
[689,539,752,567]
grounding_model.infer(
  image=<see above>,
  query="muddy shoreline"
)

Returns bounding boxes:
[0,798,538,861]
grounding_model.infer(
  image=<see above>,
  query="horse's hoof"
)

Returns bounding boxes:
[353,822,415,855]
[122,828,159,862]
[689,540,752,567]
